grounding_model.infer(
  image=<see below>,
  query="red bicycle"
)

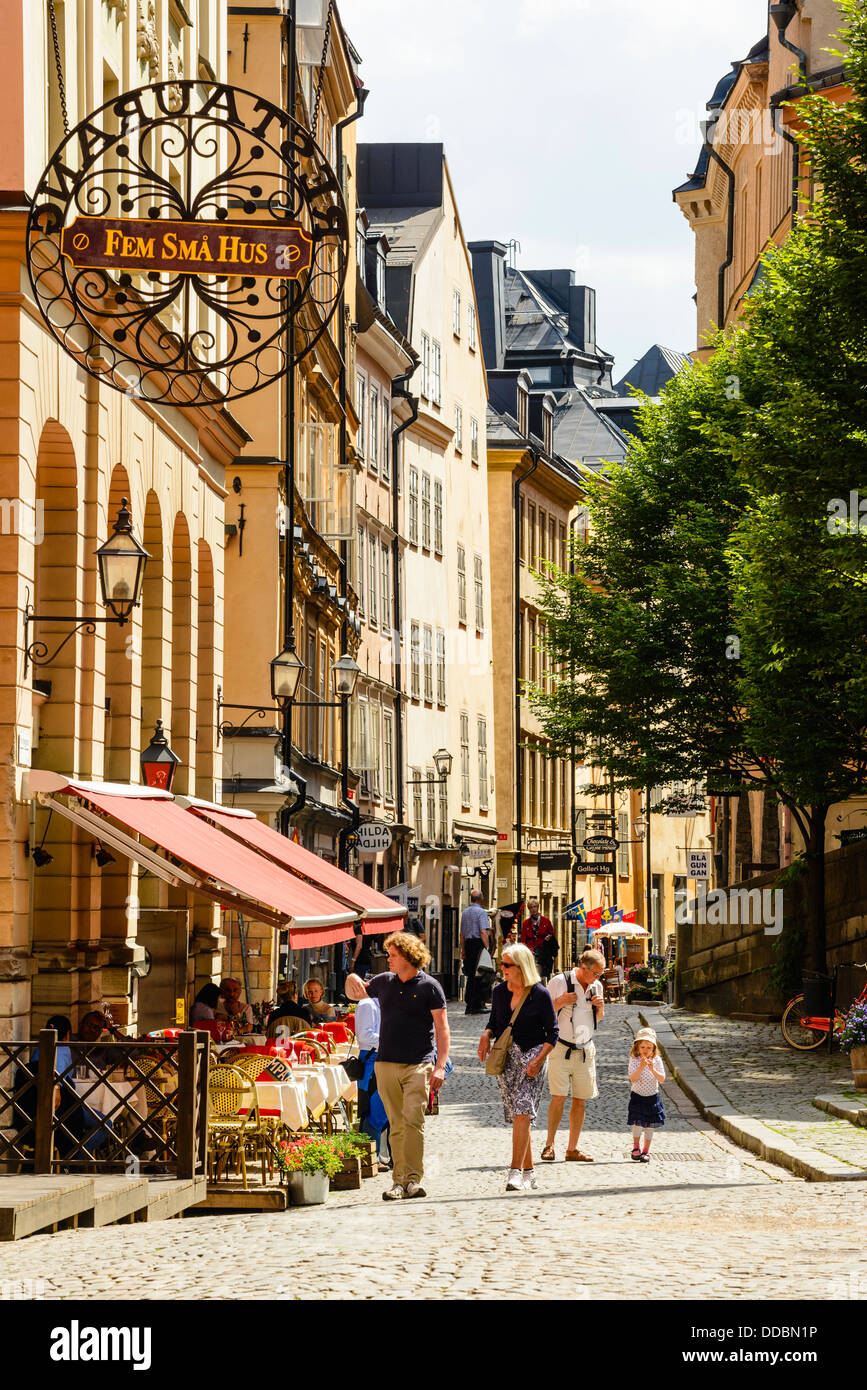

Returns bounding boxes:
[780,963,867,1050]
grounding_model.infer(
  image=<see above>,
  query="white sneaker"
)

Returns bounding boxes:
[405,1181,426,1199]
[506,1168,524,1191]
[523,1170,537,1190]
[382,1183,405,1202]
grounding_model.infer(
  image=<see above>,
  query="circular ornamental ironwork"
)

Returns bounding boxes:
[26,81,349,405]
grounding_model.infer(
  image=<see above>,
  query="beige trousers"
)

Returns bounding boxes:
[374,1060,433,1187]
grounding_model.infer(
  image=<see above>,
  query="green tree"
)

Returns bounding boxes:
[533,0,867,971]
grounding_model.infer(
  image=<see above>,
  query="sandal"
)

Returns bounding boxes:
[565,1148,594,1162]
[541,1144,556,1162]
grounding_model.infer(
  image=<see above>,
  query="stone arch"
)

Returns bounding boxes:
[195,539,216,800]
[31,421,82,774]
[170,513,194,794]
[141,490,169,743]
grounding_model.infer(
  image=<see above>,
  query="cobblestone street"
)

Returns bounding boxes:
[4,1003,867,1300]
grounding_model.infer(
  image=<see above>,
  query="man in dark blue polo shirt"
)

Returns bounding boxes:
[346,931,449,1202]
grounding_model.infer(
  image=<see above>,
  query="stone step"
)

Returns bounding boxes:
[0,1175,95,1240]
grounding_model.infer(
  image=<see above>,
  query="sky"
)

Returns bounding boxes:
[337,0,767,379]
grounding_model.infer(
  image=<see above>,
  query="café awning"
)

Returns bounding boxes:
[183,798,407,935]
[28,772,359,948]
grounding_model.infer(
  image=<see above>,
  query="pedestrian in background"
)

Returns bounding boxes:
[353,994,391,1171]
[628,1027,666,1162]
[346,931,449,1202]
[542,948,605,1163]
[521,898,556,980]
[460,889,490,1016]
[478,943,557,1192]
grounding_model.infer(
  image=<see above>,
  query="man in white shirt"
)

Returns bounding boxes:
[541,948,605,1162]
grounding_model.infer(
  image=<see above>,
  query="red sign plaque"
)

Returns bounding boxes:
[60,215,312,279]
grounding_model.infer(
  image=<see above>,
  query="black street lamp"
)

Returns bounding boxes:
[270,644,306,704]
[24,497,150,674]
[140,719,180,792]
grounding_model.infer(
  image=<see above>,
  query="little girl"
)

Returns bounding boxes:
[628,1027,665,1162]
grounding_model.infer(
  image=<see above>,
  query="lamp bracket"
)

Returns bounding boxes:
[23,596,125,677]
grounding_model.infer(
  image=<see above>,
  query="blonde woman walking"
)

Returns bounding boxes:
[478,943,557,1191]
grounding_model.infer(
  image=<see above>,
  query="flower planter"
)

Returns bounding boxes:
[850,1044,867,1090]
[330,1154,362,1190]
[357,1143,376,1178]
[287,1170,330,1206]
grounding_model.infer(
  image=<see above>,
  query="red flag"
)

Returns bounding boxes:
[622,910,637,922]
[585,906,603,930]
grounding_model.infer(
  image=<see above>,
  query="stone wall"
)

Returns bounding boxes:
[676,841,867,1019]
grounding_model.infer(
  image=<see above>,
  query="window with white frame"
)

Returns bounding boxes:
[618,812,630,877]
[453,288,461,337]
[474,554,484,633]
[382,398,391,482]
[410,622,420,699]
[368,385,379,472]
[423,625,433,701]
[380,541,391,632]
[457,544,467,624]
[454,404,463,453]
[460,711,471,808]
[468,302,477,350]
[471,416,479,462]
[421,474,431,549]
[408,468,419,545]
[478,717,489,810]
[356,526,365,614]
[438,780,448,846]
[436,628,446,705]
[430,339,442,405]
[356,371,366,453]
[366,700,381,795]
[433,479,443,554]
[383,711,394,801]
[367,530,378,625]
[420,333,431,399]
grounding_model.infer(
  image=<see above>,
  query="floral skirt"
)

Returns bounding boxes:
[497,1042,547,1125]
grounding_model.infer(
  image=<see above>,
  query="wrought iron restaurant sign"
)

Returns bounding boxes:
[27,81,349,405]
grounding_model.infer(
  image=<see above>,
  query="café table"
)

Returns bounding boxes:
[253,1078,308,1131]
[72,1075,149,1122]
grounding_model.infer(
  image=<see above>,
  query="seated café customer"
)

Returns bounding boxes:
[190,982,221,1023]
[265,983,312,1037]
[216,977,254,1032]
[303,978,336,1021]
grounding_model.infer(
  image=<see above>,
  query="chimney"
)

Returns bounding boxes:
[568,284,596,355]
[468,240,507,370]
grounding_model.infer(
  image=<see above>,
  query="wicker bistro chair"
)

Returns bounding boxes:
[207,1064,274,1189]
[602,969,625,1003]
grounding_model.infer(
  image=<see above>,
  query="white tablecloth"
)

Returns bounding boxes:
[72,1077,149,1122]
[292,1064,354,1106]
[254,1079,308,1131]
[290,1068,329,1114]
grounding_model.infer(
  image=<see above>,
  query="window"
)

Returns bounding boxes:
[426,770,437,842]
[528,613,537,683]
[574,807,586,851]
[559,522,567,570]
[517,384,528,436]
[529,748,537,825]
[356,526,365,613]
[382,398,391,482]
[560,761,568,830]
[355,372,366,453]
[318,640,327,761]
[478,717,488,810]
[539,510,547,563]
[457,544,467,623]
[367,531,378,625]
[408,468,419,545]
[376,249,386,308]
[412,767,423,840]
[380,542,391,632]
[436,628,446,705]
[543,405,553,455]
[474,554,484,633]
[468,302,477,351]
[430,339,442,405]
[383,711,394,801]
[366,701,381,795]
[549,516,557,570]
[528,503,536,566]
[421,473,431,549]
[453,287,461,337]
[520,496,526,563]
[438,781,448,846]
[471,416,479,463]
[410,622,420,699]
[540,752,548,827]
[434,480,443,554]
[618,812,630,877]
[368,385,379,472]
[423,625,433,701]
[460,712,471,807]
[551,755,559,829]
[454,404,463,453]
[420,333,431,399]
[306,632,317,757]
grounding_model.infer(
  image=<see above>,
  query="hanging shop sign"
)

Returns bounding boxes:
[538,850,571,873]
[583,834,619,854]
[355,820,394,854]
[26,81,348,405]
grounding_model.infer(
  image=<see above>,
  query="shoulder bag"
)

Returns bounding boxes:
[485,988,530,1076]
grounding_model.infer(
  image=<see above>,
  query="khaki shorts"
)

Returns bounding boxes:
[547,1039,598,1100]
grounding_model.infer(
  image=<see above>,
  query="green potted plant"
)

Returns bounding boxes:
[839,1002,867,1090]
[275,1136,343,1206]
[332,1130,376,1179]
